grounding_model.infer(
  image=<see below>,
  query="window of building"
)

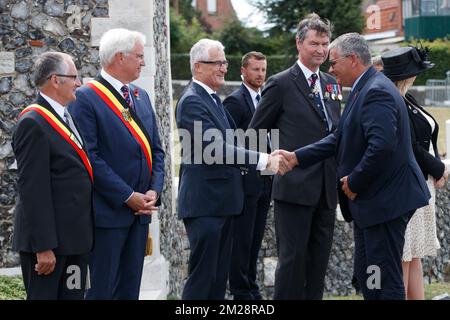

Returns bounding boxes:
[207,0,217,14]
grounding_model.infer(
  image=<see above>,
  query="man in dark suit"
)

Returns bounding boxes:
[69,28,165,299]
[12,52,94,299]
[248,14,341,299]
[223,52,272,300]
[176,39,288,300]
[279,33,430,300]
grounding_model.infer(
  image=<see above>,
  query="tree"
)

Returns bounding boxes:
[170,9,208,53]
[252,0,365,39]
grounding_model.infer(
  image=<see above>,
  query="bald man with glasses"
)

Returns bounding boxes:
[12,52,94,300]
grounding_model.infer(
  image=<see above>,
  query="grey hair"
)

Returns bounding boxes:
[189,38,225,76]
[329,33,372,66]
[33,52,71,88]
[99,28,146,67]
[296,13,332,42]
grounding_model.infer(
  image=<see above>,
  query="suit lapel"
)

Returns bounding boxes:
[37,94,87,151]
[192,82,230,129]
[290,64,324,120]
[319,72,338,129]
[241,84,255,114]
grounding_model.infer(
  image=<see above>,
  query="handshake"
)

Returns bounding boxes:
[265,150,299,175]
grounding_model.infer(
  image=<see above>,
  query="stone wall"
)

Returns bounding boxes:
[0,0,110,267]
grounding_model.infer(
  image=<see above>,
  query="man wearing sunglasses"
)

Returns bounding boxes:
[12,52,94,299]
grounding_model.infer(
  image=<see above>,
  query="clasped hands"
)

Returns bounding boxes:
[126,190,159,216]
[266,150,299,175]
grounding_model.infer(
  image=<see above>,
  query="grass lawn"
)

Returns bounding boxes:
[324,280,450,300]
[1,274,449,300]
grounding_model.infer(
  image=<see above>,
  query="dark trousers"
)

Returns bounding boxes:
[353,211,411,300]
[20,252,89,300]
[273,198,335,300]
[182,216,233,300]
[85,217,148,300]
[229,176,271,300]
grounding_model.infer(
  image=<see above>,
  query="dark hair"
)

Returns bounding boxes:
[296,13,332,42]
[33,52,70,88]
[241,51,266,68]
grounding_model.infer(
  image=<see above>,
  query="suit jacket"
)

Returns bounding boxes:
[223,84,270,196]
[175,81,259,219]
[295,67,430,228]
[248,63,341,208]
[69,76,165,228]
[12,94,94,255]
[405,93,445,180]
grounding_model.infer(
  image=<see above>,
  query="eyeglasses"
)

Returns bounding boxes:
[48,74,79,80]
[198,60,229,68]
[329,56,349,67]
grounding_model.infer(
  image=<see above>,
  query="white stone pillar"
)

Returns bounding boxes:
[90,0,168,300]
[446,119,450,160]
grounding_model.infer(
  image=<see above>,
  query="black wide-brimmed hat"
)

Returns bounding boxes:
[381,46,434,82]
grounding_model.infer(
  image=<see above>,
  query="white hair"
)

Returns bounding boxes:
[99,28,146,67]
[189,39,225,75]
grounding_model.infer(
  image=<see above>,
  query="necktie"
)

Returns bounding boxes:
[211,93,230,127]
[255,94,261,106]
[64,108,83,146]
[310,73,329,132]
[121,85,135,113]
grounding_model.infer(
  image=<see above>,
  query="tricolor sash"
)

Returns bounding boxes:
[19,104,93,182]
[87,80,153,175]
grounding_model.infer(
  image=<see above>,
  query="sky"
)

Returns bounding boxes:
[230,0,269,30]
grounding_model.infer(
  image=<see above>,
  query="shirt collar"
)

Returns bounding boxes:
[351,69,368,92]
[101,69,128,95]
[297,60,320,82]
[40,92,66,120]
[242,83,261,107]
[192,78,216,95]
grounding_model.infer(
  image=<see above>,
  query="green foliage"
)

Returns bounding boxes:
[170,9,208,54]
[252,0,365,39]
[0,276,26,300]
[404,38,450,85]
[213,20,293,56]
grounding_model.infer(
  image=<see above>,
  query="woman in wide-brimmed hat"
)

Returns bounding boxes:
[382,46,449,300]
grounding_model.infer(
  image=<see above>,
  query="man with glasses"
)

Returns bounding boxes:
[278,33,430,300]
[248,13,341,300]
[69,28,165,299]
[12,52,94,299]
[176,39,288,299]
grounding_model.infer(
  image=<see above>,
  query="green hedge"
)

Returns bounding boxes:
[408,39,450,85]
[171,54,298,81]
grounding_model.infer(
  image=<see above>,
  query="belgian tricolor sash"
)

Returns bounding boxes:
[19,104,93,182]
[87,80,153,175]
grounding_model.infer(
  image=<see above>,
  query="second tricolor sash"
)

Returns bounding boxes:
[19,104,93,182]
[87,80,153,175]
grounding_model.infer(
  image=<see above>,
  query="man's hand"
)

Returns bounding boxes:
[126,192,155,215]
[35,250,56,275]
[266,150,297,175]
[340,176,357,201]
[434,176,447,189]
[274,150,299,169]
[139,190,159,215]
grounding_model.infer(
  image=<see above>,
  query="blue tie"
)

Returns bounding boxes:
[211,93,230,127]
[310,73,329,132]
[121,85,135,113]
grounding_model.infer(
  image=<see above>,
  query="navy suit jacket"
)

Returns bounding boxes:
[224,84,269,196]
[69,76,165,228]
[295,67,430,228]
[12,95,94,255]
[176,81,260,219]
